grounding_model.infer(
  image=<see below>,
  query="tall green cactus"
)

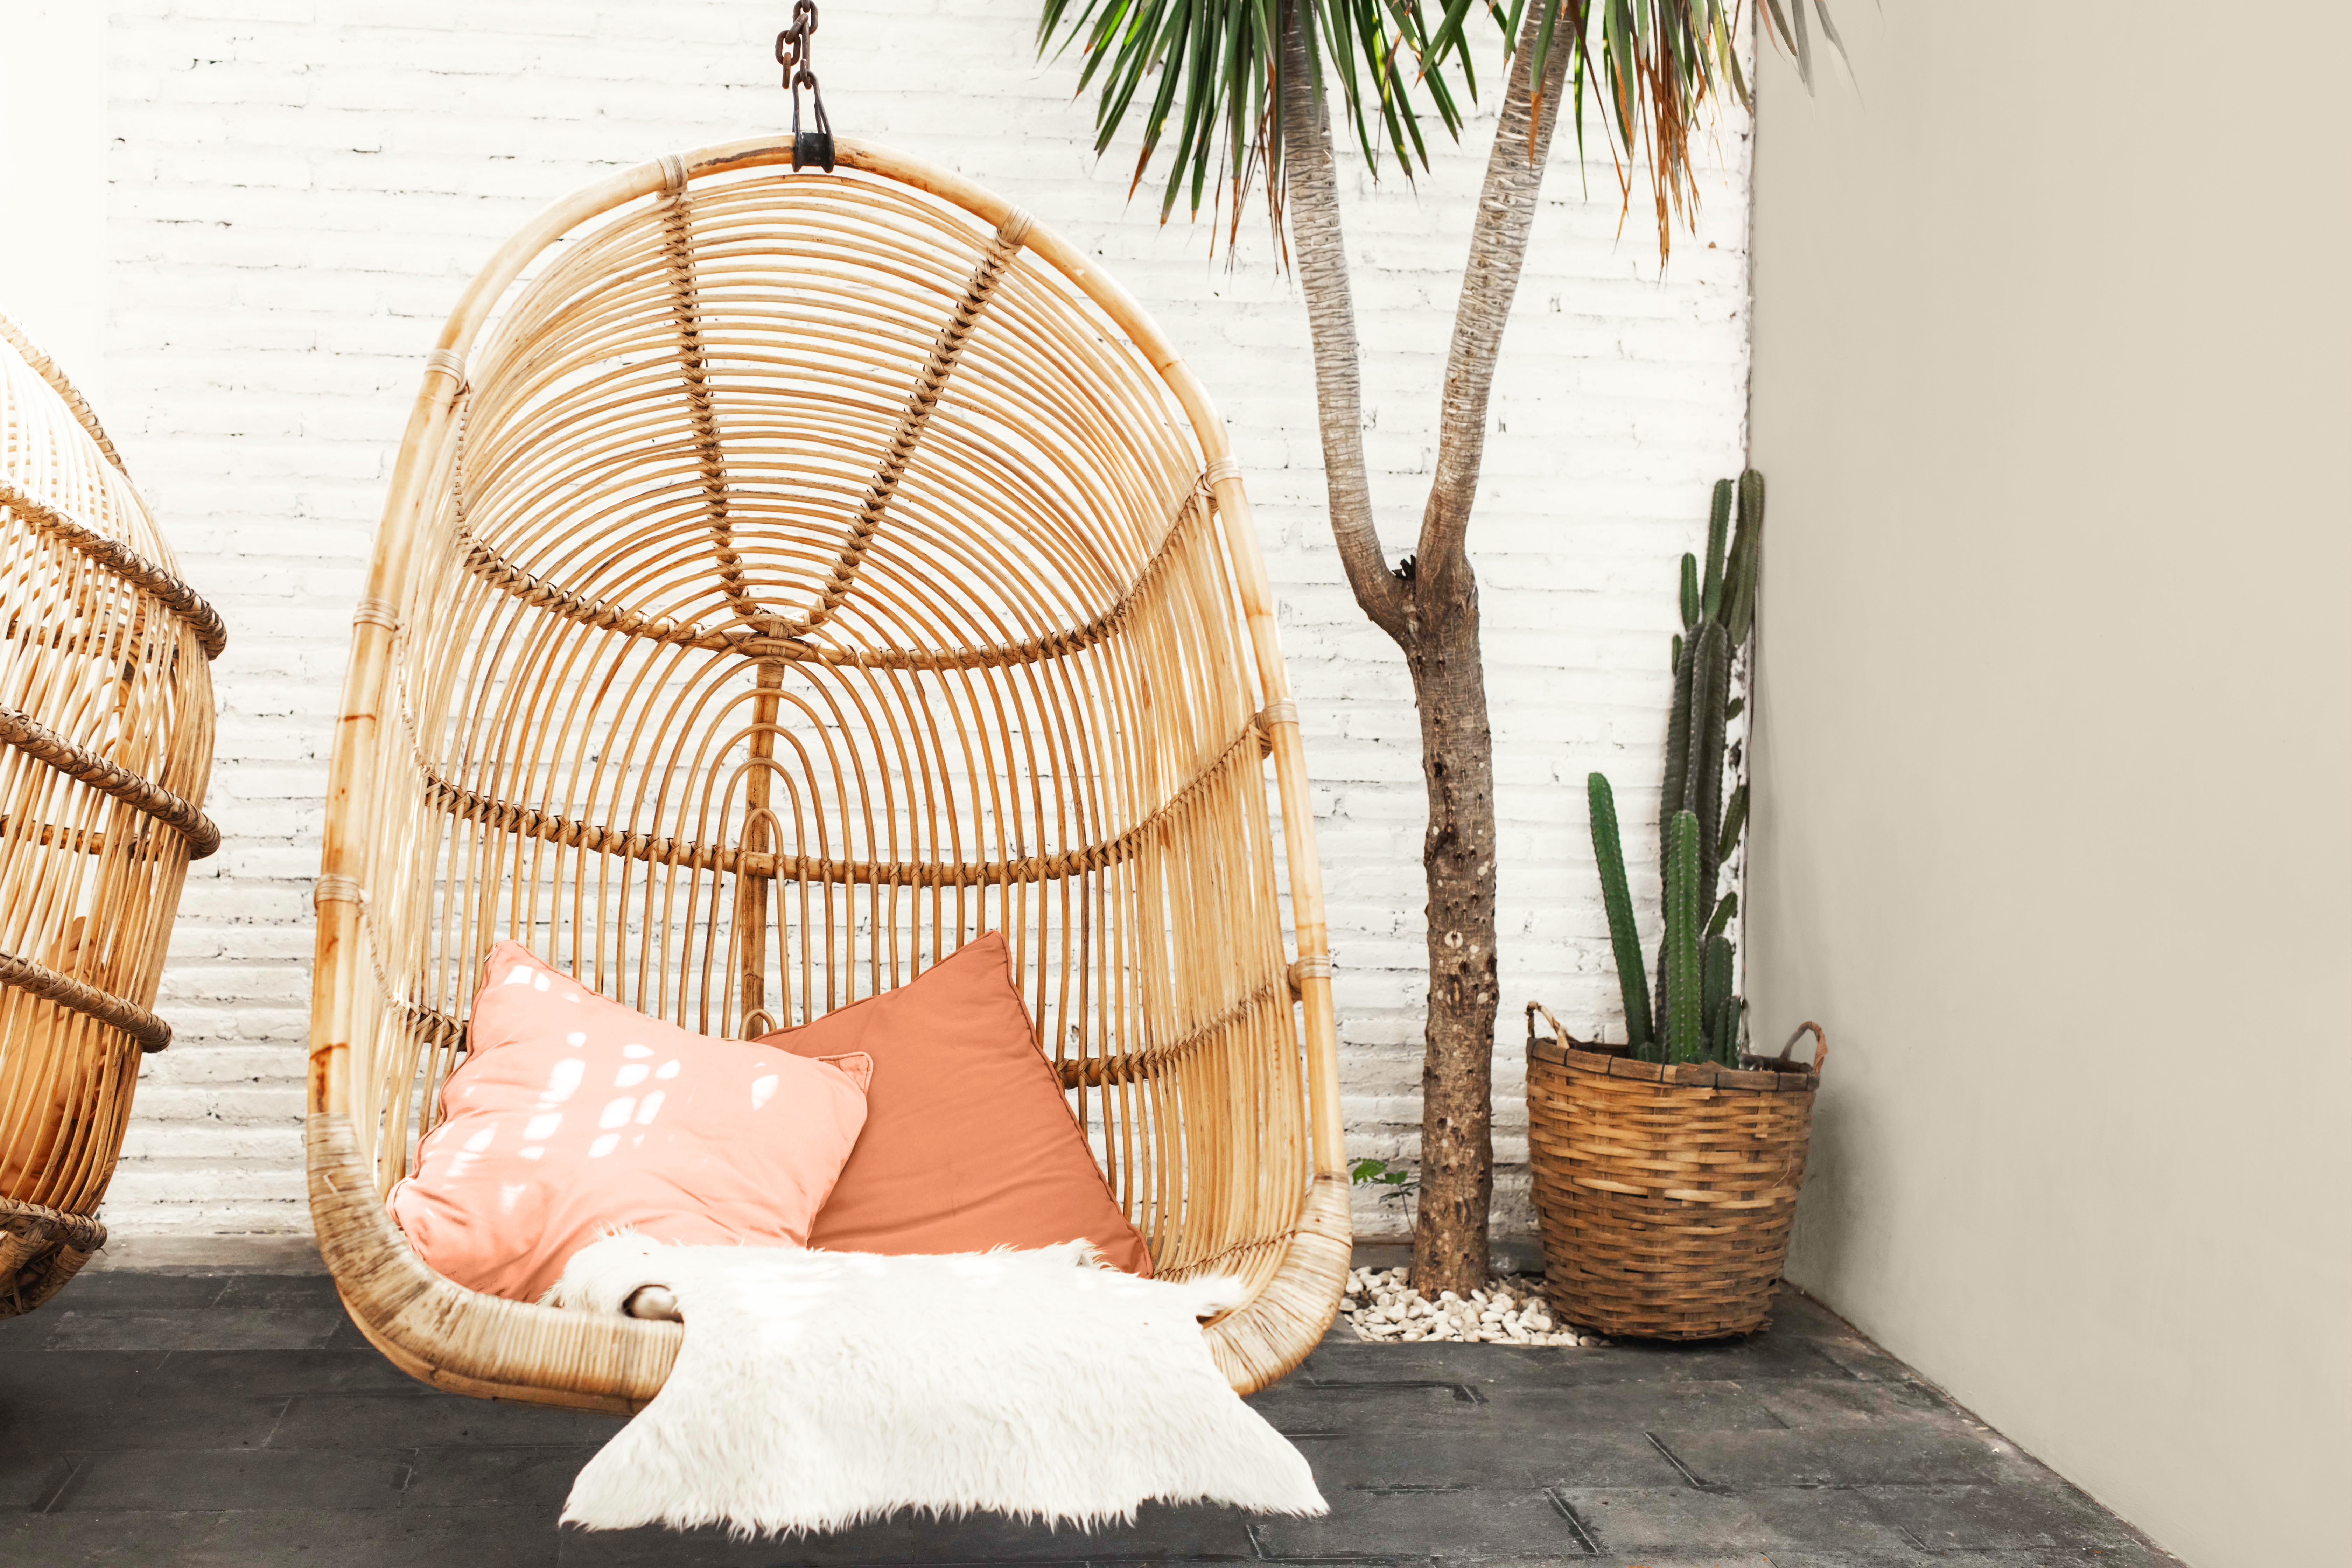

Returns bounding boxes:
[1586,774,1652,1053]
[1584,470,1765,1065]
[1662,811,1705,1063]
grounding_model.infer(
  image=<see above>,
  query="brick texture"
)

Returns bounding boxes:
[93,2,1754,1237]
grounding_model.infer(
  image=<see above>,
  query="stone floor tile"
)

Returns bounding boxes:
[50,1448,414,1513]
[1801,1335,1919,1384]
[1552,1485,1921,1557]
[185,1505,561,1567]
[0,1507,214,1566]
[33,1273,231,1311]
[1285,1426,1686,1491]
[1293,1339,1624,1387]
[323,1310,381,1352]
[1584,1335,1863,1386]
[144,1347,434,1399]
[40,1306,348,1353]
[1650,1427,2017,1489]
[1249,1486,1596,1561]
[556,1524,808,1567]
[0,1347,160,1419]
[1485,1379,1793,1434]
[1,1385,290,1457]
[1449,1558,1771,1568]
[1248,1380,1482,1434]
[0,1450,78,1510]
[269,1391,626,1450]
[1296,1334,1855,1392]
[1749,1377,1967,1431]
[1857,1482,2147,1552]
[1763,1550,2174,1568]
[404,1444,596,1511]
[1759,1292,1853,1340]
[212,1274,345,1309]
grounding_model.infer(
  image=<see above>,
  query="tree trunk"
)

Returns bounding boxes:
[1404,581,1499,1293]
[1277,0,1580,1297]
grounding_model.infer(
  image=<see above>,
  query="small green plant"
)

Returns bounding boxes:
[1350,1157,1418,1226]
[1588,471,1763,1066]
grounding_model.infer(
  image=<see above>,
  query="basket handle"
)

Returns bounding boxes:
[1778,1021,1828,1072]
[1525,1000,1579,1050]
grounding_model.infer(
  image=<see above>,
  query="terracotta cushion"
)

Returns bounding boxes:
[760,932,1152,1275]
[390,941,871,1303]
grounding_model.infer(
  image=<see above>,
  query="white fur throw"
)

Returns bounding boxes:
[548,1235,1327,1536]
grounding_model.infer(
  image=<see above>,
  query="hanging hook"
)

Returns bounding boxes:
[775,0,835,173]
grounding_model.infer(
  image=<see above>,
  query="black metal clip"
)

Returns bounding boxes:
[776,0,835,173]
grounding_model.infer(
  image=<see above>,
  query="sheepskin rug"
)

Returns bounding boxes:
[547,1234,1327,1536]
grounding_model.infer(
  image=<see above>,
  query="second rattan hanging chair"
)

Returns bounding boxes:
[0,313,223,1313]
[306,137,1351,1409]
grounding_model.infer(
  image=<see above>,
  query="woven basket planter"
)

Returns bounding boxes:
[1526,1016,1825,1340]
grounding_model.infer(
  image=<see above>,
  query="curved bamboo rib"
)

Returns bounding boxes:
[0,478,228,660]
[0,312,130,478]
[0,707,221,860]
[0,951,170,1053]
[453,484,1213,671]
[1054,977,1288,1088]
[311,140,1347,1405]
[657,180,760,632]
[781,211,1032,640]
[418,705,1272,888]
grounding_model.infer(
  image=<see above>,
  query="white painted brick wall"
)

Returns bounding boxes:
[72,1,1751,1238]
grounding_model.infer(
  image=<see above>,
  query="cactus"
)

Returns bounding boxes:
[1688,620,1731,905]
[1701,933,1734,1036]
[1706,890,1737,939]
[1662,811,1705,1063]
[1583,470,1766,1065]
[1712,995,1744,1066]
[1586,773,1653,1052]
[1717,783,1749,864]
[1701,478,1732,621]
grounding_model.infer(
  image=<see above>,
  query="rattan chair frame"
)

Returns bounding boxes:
[0,312,222,1314]
[307,137,1350,1409]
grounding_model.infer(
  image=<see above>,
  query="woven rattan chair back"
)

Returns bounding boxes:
[0,313,222,1313]
[307,139,1349,1407]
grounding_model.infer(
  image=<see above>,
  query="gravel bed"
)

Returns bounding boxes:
[1340,1266,1607,1346]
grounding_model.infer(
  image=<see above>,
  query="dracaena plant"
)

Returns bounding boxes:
[1037,0,1838,1294]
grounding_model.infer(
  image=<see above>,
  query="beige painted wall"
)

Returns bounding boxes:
[1744,6,2351,1566]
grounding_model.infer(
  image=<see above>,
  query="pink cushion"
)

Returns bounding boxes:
[758,932,1153,1275]
[389,941,871,1303]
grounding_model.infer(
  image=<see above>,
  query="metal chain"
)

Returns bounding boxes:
[775,0,835,172]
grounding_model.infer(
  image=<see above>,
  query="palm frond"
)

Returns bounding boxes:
[1037,0,1837,257]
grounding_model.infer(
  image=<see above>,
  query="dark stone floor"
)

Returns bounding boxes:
[0,1268,2175,1567]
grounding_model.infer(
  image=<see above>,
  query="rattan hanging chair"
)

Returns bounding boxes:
[306,138,1351,1410]
[0,313,223,1314]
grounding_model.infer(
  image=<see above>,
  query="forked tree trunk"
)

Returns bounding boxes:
[1277,0,1578,1295]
